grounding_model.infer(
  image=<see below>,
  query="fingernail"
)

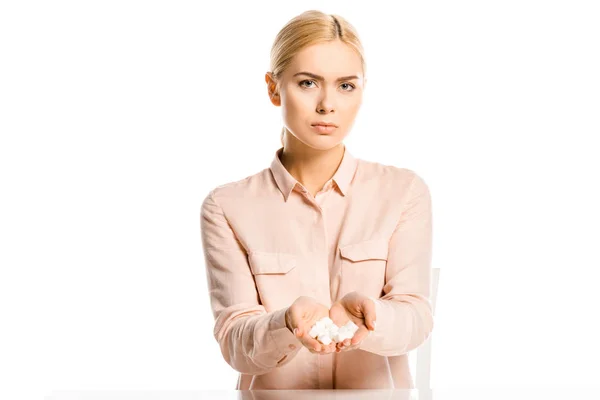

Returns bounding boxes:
[293,328,298,335]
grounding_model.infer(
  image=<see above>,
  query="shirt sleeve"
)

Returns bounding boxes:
[358,173,435,357]
[200,189,302,375]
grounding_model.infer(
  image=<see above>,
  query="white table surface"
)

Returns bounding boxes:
[45,388,600,400]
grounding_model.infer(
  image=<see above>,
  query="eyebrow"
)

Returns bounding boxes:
[293,71,360,82]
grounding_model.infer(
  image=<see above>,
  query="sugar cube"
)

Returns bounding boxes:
[308,316,359,345]
[317,332,333,345]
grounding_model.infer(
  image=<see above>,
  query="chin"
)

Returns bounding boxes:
[299,135,343,151]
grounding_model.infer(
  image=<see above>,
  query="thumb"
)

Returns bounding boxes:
[363,297,377,331]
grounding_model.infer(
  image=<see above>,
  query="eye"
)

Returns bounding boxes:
[341,83,356,91]
[299,79,316,88]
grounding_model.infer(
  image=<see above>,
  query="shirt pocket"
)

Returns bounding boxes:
[247,251,299,311]
[339,238,388,298]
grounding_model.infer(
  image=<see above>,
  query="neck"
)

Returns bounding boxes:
[279,132,345,195]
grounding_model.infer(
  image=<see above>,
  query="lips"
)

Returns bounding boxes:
[311,122,338,127]
[311,124,337,134]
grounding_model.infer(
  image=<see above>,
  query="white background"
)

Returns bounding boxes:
[1,1,599,399]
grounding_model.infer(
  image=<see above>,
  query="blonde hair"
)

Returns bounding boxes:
[268,10,367,146]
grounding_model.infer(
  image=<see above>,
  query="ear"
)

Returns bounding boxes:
[265,72,281,106]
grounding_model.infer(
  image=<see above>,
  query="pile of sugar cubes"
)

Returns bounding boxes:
[308,317,359,345]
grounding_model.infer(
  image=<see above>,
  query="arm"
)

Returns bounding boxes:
[200,190,302,375]
[359,173,434,356]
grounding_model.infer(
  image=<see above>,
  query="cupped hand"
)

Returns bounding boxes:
[329,291,376,353]
[285,296,337,355]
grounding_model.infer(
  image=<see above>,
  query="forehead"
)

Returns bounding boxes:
[287,40,363,79]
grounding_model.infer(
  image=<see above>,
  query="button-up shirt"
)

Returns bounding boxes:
[200,144,434,389]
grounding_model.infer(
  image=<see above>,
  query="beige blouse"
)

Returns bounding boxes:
[200,144,434,389]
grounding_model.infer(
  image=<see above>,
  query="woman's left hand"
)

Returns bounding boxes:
[329,291,377,353]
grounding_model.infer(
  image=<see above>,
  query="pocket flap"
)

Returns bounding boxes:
[339,238,389,262]
[248,251,297,274]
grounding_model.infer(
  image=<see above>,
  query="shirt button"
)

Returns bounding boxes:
[289,344,296,350]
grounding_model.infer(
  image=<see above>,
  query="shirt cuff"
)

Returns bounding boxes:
[268,307,302,358]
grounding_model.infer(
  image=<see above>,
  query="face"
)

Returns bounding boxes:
[266,39,366,151]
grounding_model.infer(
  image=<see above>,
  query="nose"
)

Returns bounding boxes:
[316,88,335,114]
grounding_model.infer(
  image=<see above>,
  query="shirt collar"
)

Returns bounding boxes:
[269,145,358,202]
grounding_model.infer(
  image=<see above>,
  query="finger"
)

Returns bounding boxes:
[362,297,377,331]
[299,335,321,352]
[309,346,328,354]
[308,342,332,354]
[351,326,369,345]
[350,334,364,346]
[345,344,360,352]
[337,341,350,351]
[318,341,336,354]
[319,342,334,354]
[343,337,361,350]
[303,342,320,352]
[296,328,323,352]
[337,342,357,353]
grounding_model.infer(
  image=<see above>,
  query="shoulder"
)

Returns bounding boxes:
[201,167,273,208]
[356,158,427,189]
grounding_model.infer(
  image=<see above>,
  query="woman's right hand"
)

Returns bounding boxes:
[285,296,337,355]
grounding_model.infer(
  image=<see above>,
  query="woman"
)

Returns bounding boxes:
[200,10,434,390]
